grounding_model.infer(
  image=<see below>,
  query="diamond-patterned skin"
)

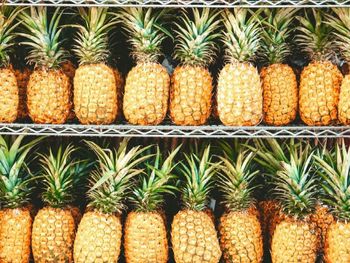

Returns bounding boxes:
[0,68,19,123]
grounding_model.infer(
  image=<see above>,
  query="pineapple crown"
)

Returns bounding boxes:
[0,135,43,209]
[38,145,90,208]
[72,7,117,65]
[260,8,298,64]
[174,8,221,67]
[221,8,260,64]
[0,7,21,68]
[19,7,67,69]
[179,146,219,211]
[129,145,180,212]
[297,9,334,61]
[86,139,151,214]
[118,8,172,63]
[274,142,317,218]
[314,141,350,221]
[217,140,259,212]
[327,8,350,63]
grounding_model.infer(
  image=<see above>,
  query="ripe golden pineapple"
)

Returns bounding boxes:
[74,140,149,262]
[314,141,350,263]
[260,8,299,126]
[297,9,343,126]
[217,144,263,263]
[32,145,89,263]
[14,68,31,120]
[0,7,21,123]
[119,8,170,125]
[20,7,72,124]
[171,146,221,263]
[73,7,120,125]
[125,146,179,263]
[217,9,262,126]
[0,135,42,263]
[170,8,220,126]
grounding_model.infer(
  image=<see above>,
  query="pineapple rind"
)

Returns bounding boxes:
[14,68,31,120]
[325,222,350,263]
[0,68,18,123]
[338,74,350,124]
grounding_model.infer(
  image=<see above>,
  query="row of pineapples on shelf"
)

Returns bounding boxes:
[0,136,349,263]
[2,6,350,127]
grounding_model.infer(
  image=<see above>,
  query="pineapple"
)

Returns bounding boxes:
[73,139,150,262]
[0,135,42,263]
[171,146,222,263]
[14,67,31,120]
[260,8,298,126]
[0,7,21,123]
[31,145,89,263]
[327,8,350,125]
[119,8,171,125]
[61,60,76,121]
[19,7,72,124]
[73,7,121,125]
[170,8,221,125]
[314,141,350,262]
[217,8,262,126]
[124,145,180,263]
[297,9,343,126]
[217,142,263,263]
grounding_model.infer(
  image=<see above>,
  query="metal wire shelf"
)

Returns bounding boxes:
[4,0,350,8]
[0,123,349,138]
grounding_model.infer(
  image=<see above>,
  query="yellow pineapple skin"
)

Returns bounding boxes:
[0,207,32,263]
[74,63,118,125]
[32,207,76,263]
[338,74,350,124]
[171,210,221,263]
[123,62,170,125]
[324,221,350,263]
[14,68,31,120]
[299,61,342,126]
[27,69,71,124]
[271,217,318,263]
[170,66,213,126]
[262,64,298,126]
[74,211,122,263]
[124,211,168,263]
[219,208,263,263]
[217,63,262,126]
[0,67,19,123]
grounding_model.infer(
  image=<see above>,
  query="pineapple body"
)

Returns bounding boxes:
[74,211,122,263]
[124,211,168,263]
[262,64,298,125]
[27,69,71,124]
[338,74,350,124]
[299,61,342,126]
[61,61,76,121]
[32,207,76,263]
[324,222,350,263]
[0,67,19,123]
[0,207,32,263]
[217,63,262,126]
[271,218,318,263]
[311,204,334,253]
[171,210,221,263]
[170,66,212,126]
[74,63,118,124]
[14,68,31,120]
[123,62,170,125]
[219,208,263,263]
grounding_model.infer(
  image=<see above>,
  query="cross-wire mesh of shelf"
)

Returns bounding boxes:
[4,0,350,7]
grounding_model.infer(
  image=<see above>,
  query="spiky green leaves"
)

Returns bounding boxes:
[38,145,89,208]
[221,8,261,64]
[297,9,334,61]
[0,135,42,209]
[174,8,221,67]
[19,7,67,69]
[314,141,350,221]
[0,7,21,68]
[118,8,171,63]
[73,7,117,65]
[86,139,151,214]
[260,8,297,64]
[180,146,218,211]
[130,145,180,212]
